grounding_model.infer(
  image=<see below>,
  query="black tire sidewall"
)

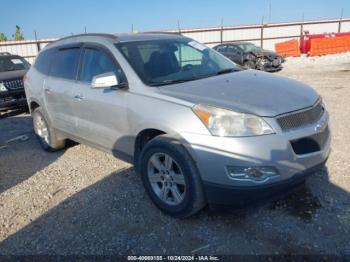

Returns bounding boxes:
[140,137,204,217]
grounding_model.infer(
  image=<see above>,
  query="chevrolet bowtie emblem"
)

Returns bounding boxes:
[315,117,327,133]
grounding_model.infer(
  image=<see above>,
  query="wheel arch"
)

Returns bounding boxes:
[29,99,40,113]
[133,128,166,169]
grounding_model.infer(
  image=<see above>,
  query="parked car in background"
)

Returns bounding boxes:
[213,42,285,72]
[25,33,330,218]
[0,52,30,117]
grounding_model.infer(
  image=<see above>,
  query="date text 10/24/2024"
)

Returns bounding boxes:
[127,256,220,261]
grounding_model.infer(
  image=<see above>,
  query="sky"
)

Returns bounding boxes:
[0,0,349,40]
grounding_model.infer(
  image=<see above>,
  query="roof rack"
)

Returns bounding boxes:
[0,52,11,56]
[142,31,182,35]
[50,33,118,45]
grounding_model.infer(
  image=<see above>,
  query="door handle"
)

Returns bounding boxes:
[44,87,51,94]
[74,94,84,101]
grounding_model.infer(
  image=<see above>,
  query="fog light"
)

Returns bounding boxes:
[227,166,279,182]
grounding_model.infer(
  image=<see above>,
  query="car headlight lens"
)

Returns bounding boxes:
[0,83,7,92]
[192,104,274,137]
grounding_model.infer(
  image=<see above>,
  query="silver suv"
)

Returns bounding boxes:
[24,33,331,218]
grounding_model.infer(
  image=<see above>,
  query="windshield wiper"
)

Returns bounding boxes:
[148,69,240,86]
[215,68,240,75]
[148,77,202,86]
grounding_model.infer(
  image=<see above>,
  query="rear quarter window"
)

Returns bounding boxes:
[34,48,56,75]
[50,48,81,80]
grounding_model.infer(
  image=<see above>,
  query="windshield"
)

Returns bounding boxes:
[0,56,30,72]
[116,39,240,86]
[238,43,261,53]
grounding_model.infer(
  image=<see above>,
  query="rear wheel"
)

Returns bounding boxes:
[139,135,206,218]
[32,108,66,151]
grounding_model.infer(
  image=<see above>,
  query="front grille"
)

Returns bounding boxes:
[277,99,324,131]
[1,78,24,90]
[291,126,329,155]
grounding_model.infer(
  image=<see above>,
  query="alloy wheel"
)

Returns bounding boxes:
[147,152,186,206]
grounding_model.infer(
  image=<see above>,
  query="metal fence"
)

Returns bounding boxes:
[0,38,55,64]
[178,17,350,49]
[1,17,350,64]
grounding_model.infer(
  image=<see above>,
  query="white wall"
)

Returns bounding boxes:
[0,18,349,63]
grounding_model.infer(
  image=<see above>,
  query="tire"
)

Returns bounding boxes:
[139,135,206,218]
[32,108,66,151]
[243,60,255,69]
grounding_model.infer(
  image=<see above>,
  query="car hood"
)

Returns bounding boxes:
[159,70,319,117]
[250,49,279,60]
[0,69,27,81]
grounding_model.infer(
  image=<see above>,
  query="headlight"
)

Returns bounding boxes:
[192,104,274,137]
[0,83,7,92]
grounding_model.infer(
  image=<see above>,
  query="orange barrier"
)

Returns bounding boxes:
[309,36,350,56]
[275,39,300,57]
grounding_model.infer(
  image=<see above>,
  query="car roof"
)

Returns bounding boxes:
[217,42,253,46]
[47,32,188,49]
[0,53,24,59]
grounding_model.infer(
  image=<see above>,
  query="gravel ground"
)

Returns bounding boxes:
[0,53,350,256]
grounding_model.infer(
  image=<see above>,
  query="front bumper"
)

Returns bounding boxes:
[203,160,326,206]
[262,65,282,72]
[0,89,27,113]
[256,57,284,72]
[181,111,331,205]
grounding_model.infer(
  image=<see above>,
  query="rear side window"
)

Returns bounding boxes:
[50,48,81,80]
[34,48,55,75]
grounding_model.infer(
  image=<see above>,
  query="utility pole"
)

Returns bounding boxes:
[220,18,224,44]
[300,12,304,36]
[84,26,87,33]
[34,30,40,52]
[177,20,181,34]
[268,0,272,23]
[260,16,264,48]
[338,8,343,33]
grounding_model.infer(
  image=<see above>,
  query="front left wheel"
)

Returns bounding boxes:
[139,135,206,218]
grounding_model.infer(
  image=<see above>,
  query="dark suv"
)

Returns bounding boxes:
[0,52,30,117]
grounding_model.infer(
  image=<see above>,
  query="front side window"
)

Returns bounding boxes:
[79,48,125,83]
[0,56,30,72]
[50,48,81,80]
[116,39,240,86]
[227,45,241,54]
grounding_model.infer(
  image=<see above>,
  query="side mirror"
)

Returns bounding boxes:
[91,72,119,89]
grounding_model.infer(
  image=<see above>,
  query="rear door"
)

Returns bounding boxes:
[43,45,81,134]
[71,44,129,152]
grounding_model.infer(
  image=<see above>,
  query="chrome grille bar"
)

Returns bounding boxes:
[2,79,24,90]
[277,99,324,131]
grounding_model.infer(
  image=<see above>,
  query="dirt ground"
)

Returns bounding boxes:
[0,53,350,256]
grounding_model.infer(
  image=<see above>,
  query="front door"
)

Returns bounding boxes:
[226,45,243,65]
[71,45,130,153]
